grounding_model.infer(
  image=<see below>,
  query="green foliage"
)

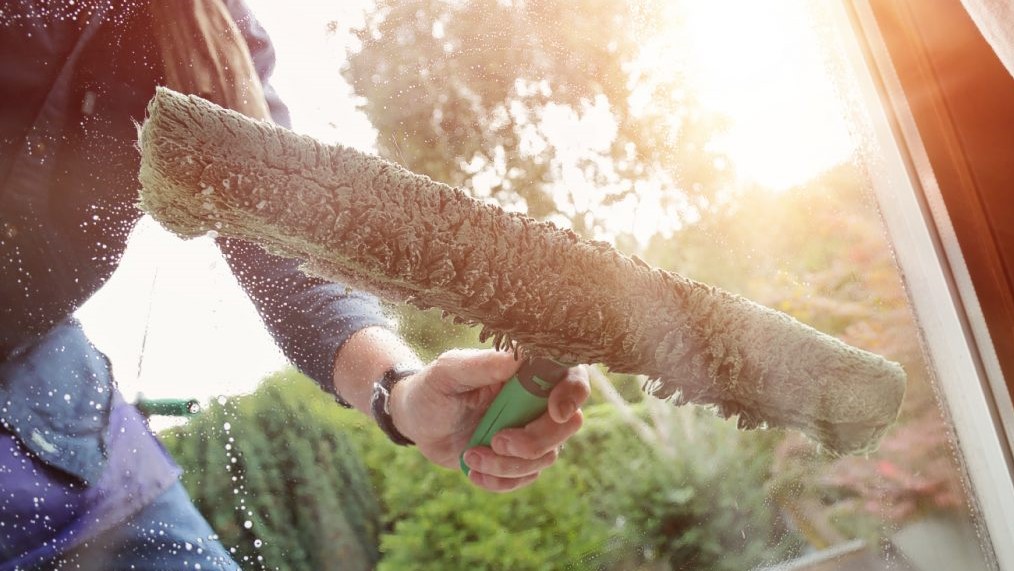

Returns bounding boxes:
[162,369,803,570]
[570,404,801,570]
[348,400,794,571]
[589,371,645,405]
[161,371,383,571]
[391,304,483,362]
[375,450,610,571]
[328,406,612,571]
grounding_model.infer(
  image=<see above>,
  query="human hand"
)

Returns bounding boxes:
[389,349,589,493]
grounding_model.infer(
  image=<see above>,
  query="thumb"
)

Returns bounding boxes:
[431,348,523,391]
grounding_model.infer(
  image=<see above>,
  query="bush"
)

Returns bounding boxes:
[356,398,797,571]
[370,433,611,571]
[568,403,803,571]
[161,371,382,571]
[163,369,800,571]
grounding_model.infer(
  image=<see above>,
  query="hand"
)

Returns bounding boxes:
[389,348,589,493]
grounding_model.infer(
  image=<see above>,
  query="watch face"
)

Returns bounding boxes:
[387,367,419,379]
[385,366,419,386]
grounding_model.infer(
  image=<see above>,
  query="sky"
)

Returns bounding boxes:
[75,0,856,414]
[682,0,854,190]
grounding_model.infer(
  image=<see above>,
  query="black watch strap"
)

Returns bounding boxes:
[370,367,419,446]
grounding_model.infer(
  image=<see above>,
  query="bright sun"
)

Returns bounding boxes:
[679,0,856,191]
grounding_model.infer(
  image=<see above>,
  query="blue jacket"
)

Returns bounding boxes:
[0,0,389,405]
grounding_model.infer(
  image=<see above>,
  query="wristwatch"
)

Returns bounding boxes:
[370,366,419,446]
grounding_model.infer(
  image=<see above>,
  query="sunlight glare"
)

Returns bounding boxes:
[681,0,856,190]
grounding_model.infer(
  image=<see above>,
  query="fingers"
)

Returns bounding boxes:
[463,447,557,479]
[490,408,584,460]
[463,447,557,493]
[431,348,523,391]
[469,470,540,493]
[463,411,582,493]
[426,355,589,493]
[548,366,591,423]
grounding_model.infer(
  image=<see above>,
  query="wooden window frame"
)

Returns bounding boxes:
[832,0,1014,567]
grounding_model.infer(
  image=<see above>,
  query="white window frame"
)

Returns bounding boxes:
[831,1,1014,568]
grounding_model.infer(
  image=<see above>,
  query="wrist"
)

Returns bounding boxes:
[370,366,419,446]
[331,326,421,414]
[389,375,414,443]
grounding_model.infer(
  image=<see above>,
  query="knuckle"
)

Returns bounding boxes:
[491,476,515,493]
[435,349,462,366]
[515,442,541,460]
[533,441,557,460]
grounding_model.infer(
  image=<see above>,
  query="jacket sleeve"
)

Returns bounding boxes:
[216,0,393,402]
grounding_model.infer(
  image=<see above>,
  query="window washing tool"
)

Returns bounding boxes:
[137,88,907,457]
[461,357,569,475]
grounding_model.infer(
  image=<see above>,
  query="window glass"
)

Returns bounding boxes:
[65,0,1000,569]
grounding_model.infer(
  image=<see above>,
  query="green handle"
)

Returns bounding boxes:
[136,398,202,417]
[460,358,570,475]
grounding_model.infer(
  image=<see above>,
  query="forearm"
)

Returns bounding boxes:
[331,326,423,415]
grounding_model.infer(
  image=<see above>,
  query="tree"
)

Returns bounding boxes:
[341,0,736,380]
[343,0,731,241]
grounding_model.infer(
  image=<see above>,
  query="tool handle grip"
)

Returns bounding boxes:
[135,398,201,417]
[460,358,569,475]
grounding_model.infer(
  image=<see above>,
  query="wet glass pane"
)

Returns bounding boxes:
[3,0,1001,569]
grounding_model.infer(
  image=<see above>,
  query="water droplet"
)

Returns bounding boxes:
[254,539,262,548]
[223,422,231,431]
[243,520,252,529]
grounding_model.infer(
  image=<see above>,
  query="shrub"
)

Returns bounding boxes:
[373,436,612,571]
[161,371,382,571]
[163,369,798,571]
[569,403,802,571]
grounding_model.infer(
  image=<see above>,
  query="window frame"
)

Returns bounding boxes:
[833,0,1014,567]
